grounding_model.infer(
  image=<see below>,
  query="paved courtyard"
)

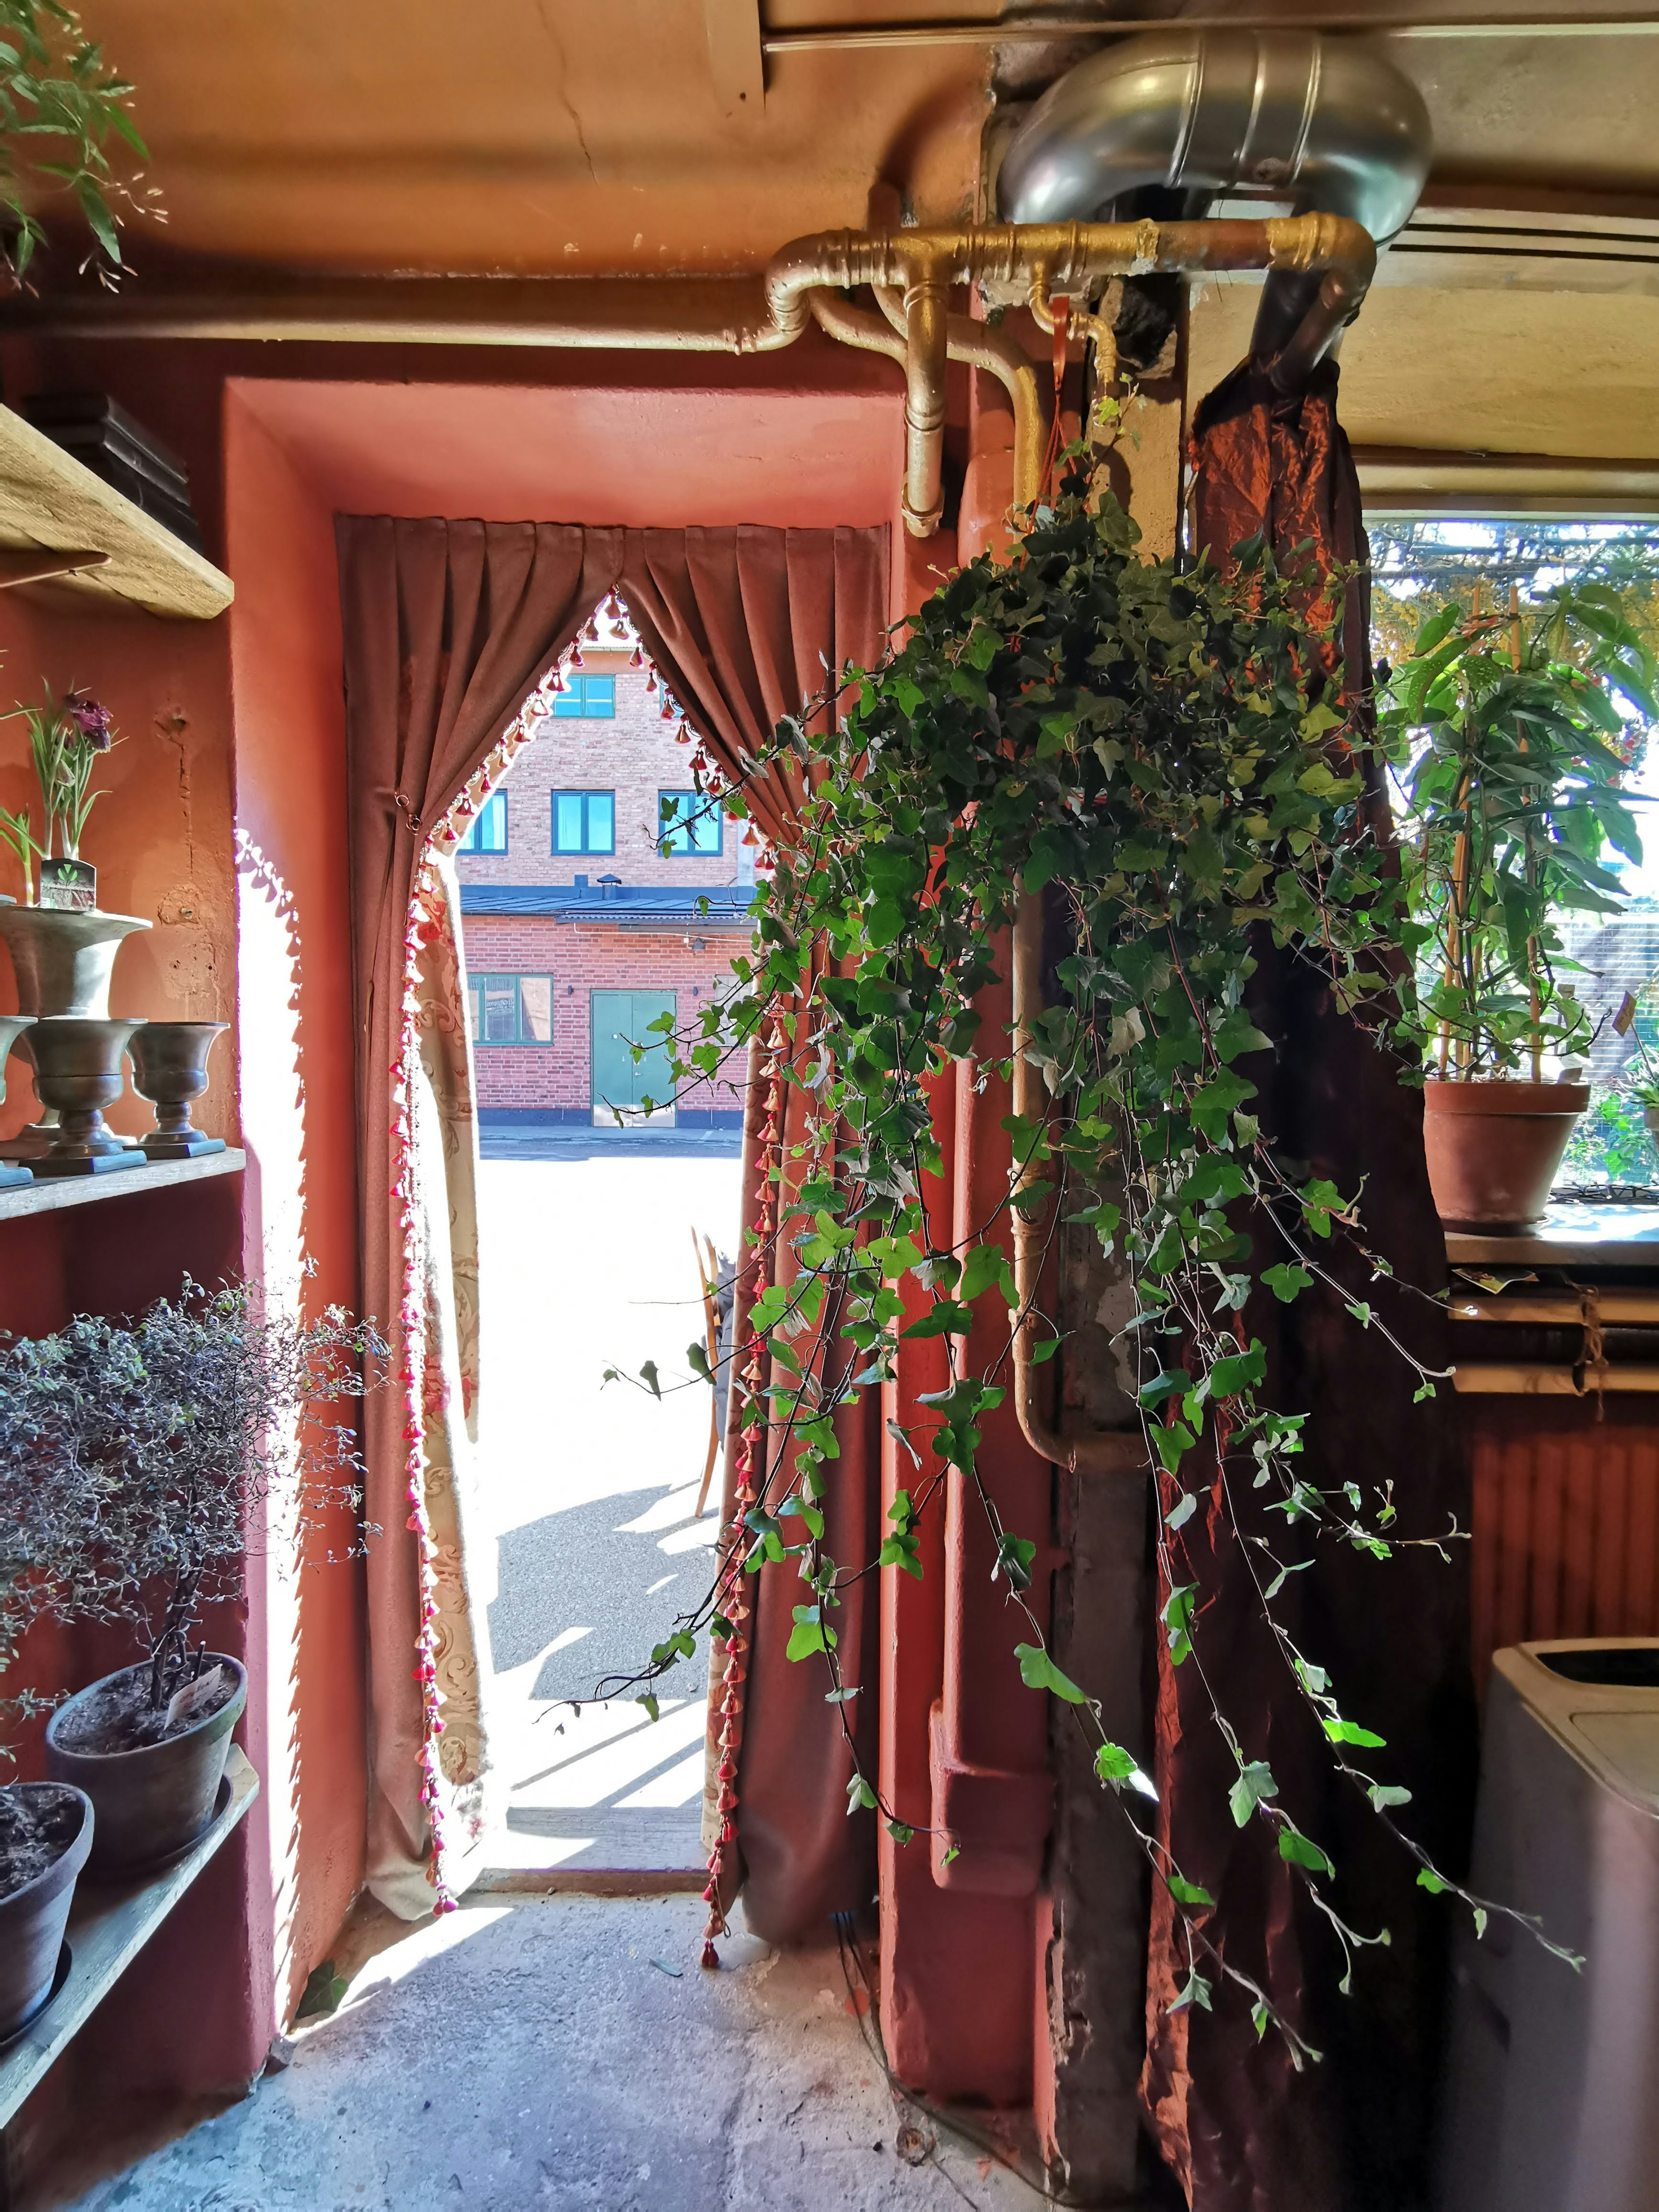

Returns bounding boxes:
[475,1147,742,1878]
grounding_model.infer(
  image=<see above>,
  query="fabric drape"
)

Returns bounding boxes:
[617,525,891,1944]
[1140,363,1473,2210]
[339,517,617,1913]
[338,513,887,1930]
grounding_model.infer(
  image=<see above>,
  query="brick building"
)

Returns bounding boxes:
[457,630,755,1129]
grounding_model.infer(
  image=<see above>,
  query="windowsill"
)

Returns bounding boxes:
[1447,1204,1659,1268]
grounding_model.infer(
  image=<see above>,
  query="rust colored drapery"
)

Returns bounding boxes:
[1140,364,1473,2210]
[338,515,887,1927]
[623,527,893,1944]
[340,517,619,1913]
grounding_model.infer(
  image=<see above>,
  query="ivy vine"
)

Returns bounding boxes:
[607,472,1579,2047]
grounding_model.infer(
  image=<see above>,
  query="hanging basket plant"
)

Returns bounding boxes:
[618,472,1576,2048]
[1382,588,1656,1228]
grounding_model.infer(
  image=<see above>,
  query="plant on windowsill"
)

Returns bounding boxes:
[0,1278,383,1892]
[1381,587,1657,1231]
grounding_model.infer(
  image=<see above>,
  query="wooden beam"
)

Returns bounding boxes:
[704,0,763,121]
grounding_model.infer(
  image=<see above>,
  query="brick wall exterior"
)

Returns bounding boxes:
[459,648,752,1123]
[456,650,748,892]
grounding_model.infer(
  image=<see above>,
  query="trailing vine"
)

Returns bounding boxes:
[605,471,1581,2046]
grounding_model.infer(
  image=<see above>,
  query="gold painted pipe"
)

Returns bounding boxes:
[1010,886,1145,1479]
[7,215,1370,549]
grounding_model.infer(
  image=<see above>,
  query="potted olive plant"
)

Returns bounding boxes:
[0,1279,383,1873]
[1383,588,1657,1229]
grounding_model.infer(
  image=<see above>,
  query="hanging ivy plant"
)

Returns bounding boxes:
[618,471,1575,2043]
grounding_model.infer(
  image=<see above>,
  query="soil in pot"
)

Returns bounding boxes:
[50,1658,238,1756]
[47,1653,247,1874]
[0,1781,93,2042]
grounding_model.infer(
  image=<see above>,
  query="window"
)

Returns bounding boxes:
[455,790,507,854]
[658,789,723,857]
[552,790,616,856]
[551,674,616,719]
[1370,516,1659,1189]
[467,973,554,1045]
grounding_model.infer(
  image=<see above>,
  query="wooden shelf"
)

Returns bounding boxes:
[0,1744,260,2129]
[0,1147,244,1222]
[0,407,232,621]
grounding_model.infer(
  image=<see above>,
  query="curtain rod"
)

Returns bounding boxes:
[762,13,1659,51]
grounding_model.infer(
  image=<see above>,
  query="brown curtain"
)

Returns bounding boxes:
[1140,363,1473,2210]
[338,514,887,1930]
[340,517,618,1913]
[618,525,890,1942]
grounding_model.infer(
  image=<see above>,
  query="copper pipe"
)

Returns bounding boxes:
[2,215,1373,545]
[871,283,1051,514]
[1009,890,1145,1479]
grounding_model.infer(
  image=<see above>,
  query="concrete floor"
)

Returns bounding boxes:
[476,1152,741,1877]
[56,1896,1044,2212]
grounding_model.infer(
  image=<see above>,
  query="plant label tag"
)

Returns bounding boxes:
[37,859,95,911]
[166,1663,226,1730]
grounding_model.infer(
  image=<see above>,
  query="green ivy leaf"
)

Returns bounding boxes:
[1262,1262,1313,1303]
[1015,1643,1089,1704]
[1229,1760,1279,1827]
[993,1532,1038,1590]
[1166,1872,1216,1909]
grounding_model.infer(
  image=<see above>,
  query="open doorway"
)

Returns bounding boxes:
[455,607,750,1881]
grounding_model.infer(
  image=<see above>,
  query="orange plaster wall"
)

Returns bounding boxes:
[224,387,367,2027]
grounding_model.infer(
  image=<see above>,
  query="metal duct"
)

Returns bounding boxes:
[997,29,1431,359]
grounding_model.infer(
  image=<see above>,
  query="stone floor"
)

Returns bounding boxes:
[53,1896,1045,2212]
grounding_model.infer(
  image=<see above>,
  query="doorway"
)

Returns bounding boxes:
[591,987,677,1126]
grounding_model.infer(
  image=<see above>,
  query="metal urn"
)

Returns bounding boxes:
[0,1013,35,1188]
[26,1017,148,1178]
[128,1022,228,1159]
[0,908,151,1159]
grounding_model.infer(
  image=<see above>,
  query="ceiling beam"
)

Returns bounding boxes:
[706,0,765,119]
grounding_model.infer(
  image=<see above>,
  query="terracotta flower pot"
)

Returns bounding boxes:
[1421,1080,1589,1232]
[0,1782,93,2042]
[45,1654,246,1873]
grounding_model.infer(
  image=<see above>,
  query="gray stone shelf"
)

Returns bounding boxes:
[0,1147,244,1224]
[0,1744,259,2129]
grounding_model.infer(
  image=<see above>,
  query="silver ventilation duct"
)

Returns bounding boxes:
[997,30,1431,362]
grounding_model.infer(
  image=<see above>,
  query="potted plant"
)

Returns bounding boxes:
[0,1347,123,2040]
[0,689,149,1144]
[1382,587,1658,1229]
[0,1278,384,1872]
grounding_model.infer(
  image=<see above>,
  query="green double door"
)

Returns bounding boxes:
[590,990,677,1125]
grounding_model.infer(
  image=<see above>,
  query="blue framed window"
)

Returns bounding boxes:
[455,790,507,854]
[658,790,723,857]
[551,674,616,719]
[468,974,553,1046]
[552,790,616,856]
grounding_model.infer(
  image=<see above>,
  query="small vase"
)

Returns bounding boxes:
[1422,1079,1589,1231]
[27,1016,148,1178]
[129,1022,228,1159]
[0,1012,34,1188]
